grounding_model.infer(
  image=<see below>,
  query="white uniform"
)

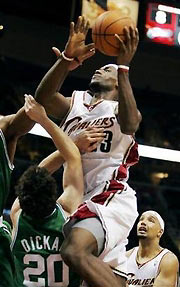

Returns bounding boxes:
[62,91,139,278]
[127,247,174,286]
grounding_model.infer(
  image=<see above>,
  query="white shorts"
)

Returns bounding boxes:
[64,181,138,278]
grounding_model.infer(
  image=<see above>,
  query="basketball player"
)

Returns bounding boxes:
[35,16,141,287]
[126,210,179,287]
[0,95,37,286]
[11,95,83,286]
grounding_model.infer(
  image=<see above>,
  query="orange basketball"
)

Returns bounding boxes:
[92,10,135,56]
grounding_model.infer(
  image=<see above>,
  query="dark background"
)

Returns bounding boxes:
[0,0,180,261]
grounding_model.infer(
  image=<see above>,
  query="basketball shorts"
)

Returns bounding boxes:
[63,180,138,279]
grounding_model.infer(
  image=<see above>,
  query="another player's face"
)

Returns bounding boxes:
[137,212,162,240]
[89,66,118,93]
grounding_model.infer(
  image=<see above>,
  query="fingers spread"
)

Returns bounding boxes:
[74,16,82,33]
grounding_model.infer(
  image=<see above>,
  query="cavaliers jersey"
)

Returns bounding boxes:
[127,247,176,287]
[11,204,80,287]
[0,129,14,215]
[0,217,15,287]
[62,91,138,195]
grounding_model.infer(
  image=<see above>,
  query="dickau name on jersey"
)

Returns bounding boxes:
[21,236,61,252]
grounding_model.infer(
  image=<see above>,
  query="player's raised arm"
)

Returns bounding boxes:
[115,27,142,134]
[2,104,35,164]
[35,16,95,120]
[24,95,84,214]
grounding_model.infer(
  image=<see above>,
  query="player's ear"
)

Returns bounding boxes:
[157,229,164,238]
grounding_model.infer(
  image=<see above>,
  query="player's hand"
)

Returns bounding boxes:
[115,26,139,65]
[74,127,105,153]
[24,94,47,123]
[52,47,95,71]
[63,16,95,59]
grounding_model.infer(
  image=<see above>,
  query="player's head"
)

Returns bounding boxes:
[137,210,164,241]
[16,165,57,219]
[89,64,118,98]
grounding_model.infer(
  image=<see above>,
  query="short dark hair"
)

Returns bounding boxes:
[15,165,57,218]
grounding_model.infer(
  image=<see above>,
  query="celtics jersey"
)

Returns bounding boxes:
[11,204,80,287]
[0,129,14,215]
[0,218,15,287]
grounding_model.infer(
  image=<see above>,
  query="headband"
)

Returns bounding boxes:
[143,210,165,230]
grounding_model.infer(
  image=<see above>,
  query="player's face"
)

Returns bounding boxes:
[89,66,118,93]
[137,212,162,240]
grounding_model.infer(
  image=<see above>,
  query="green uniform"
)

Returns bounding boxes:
[0,129,14,216]
[11,204,80,287]
[0,221,15,287]
[0,130,14,286]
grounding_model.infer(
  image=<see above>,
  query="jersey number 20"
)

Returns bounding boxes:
[23,254,69,286]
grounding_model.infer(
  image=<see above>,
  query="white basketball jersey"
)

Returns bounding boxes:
[62,91,138,194]
[127,247,171,287]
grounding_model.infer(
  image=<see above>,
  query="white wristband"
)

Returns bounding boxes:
[61,51,74,62]
[118,65,129,71]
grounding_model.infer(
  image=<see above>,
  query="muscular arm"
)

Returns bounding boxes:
[38,117,84,214]
[116,27,142,134]
[25,95,84,214]
[117,71,141,134]
[35,57,71,120]
[153,252,179,287]
[1,107,35,163]
[35,16,95,120]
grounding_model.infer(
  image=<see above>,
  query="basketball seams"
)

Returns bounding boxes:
[92,11,134,56]
[104,16,132,33]
[99,12,109,55]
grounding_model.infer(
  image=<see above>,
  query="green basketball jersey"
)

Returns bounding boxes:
[0,222,15,287]
[11,204,80,287]
[0,129,14,215]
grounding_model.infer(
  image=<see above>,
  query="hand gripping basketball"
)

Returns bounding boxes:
[92,10,137,57]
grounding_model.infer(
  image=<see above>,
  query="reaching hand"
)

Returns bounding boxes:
[24,94,47,124]
[74,127,105,153]
[63,16,95,60]
[115,26,139,66]
[52,47,95,71]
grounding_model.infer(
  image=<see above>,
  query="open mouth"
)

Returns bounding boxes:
[138,226,147,232]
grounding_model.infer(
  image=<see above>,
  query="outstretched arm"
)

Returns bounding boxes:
[39,150,64,175]
[1,96,35,163]
[25,95,84,214]
[35,16,95,120]
[115,27,142,134]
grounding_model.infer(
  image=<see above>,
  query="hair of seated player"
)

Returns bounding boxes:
[16,165,57,218]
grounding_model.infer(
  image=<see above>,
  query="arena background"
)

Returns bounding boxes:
[0,0,180,266]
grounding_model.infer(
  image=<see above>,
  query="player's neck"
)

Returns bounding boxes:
[90,91,116,104]
[138,240,162,259]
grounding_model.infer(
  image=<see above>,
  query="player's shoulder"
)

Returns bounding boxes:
[160,249,179,269]
[126,247,138,258]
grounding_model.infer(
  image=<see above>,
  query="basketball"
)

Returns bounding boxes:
[92,10,135,56]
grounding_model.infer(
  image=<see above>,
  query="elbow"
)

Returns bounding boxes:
[120,112,142,135]
[120,119,141,135]
[121,126,137,135]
